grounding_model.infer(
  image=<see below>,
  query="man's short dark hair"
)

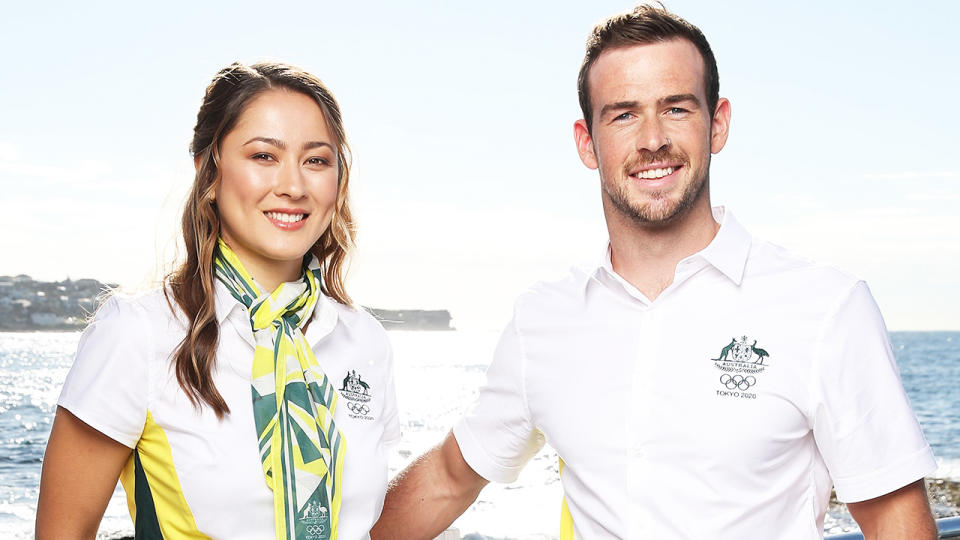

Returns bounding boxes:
[577,4,720,131]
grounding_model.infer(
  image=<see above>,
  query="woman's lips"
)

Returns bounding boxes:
[264,210,308,231]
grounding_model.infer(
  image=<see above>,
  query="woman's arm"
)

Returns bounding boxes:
[36,406,133,540]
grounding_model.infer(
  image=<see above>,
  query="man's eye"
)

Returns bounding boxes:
[614,112,633,121]
[668,107,688,115]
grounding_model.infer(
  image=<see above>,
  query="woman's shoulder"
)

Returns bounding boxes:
[329,301,386,335]
[326,300,390,351]
[90,286,188,345]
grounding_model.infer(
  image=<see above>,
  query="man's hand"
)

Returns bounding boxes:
[847,479,936,540]
[372,431,488,540]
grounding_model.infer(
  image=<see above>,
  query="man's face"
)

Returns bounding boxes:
[574,39,730,225]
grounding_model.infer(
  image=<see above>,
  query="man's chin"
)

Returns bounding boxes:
[618,198,686,225]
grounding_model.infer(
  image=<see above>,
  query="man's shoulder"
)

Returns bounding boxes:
[510,266,594,322]
[744,237,864,296]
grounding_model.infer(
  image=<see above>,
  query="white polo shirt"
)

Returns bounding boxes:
[59,282,400,540]
[453,207,935,540]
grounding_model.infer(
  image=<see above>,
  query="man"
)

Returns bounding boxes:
[372,5,937,539]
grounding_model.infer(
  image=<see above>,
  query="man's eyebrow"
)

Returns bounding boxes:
[660,93,701,107]
[599,100,639,118]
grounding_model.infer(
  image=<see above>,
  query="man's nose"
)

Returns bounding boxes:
[635,118,670,153]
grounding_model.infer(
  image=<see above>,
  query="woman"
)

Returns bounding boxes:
[36,62,399,540]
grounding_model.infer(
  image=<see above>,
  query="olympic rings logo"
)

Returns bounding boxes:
[720,374,756,391]
[347,402,370,415]
[305,524,325,536]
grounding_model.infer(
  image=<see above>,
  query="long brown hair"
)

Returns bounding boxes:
[166,62,355,418]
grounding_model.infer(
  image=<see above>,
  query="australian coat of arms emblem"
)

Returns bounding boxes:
[340,370,371,402]
[712,335,770,374]
[340,370,374,419]
[712,335,771,398]
[298,499,329,540]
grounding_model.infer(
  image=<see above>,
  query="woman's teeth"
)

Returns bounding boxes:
[265,212,305,223]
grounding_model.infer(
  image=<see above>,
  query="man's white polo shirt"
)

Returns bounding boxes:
[59,282,400,539]
[453,207,935,539]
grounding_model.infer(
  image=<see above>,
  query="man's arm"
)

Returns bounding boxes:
[846,480,936,540]
[372,431,488,540]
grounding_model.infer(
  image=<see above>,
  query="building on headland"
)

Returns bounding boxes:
[0,275,113,331]
[0,275,454,332]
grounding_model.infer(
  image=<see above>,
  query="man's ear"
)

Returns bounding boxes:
[710,97,731,154]
[573,119,599,170]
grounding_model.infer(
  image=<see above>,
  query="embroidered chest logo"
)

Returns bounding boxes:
[711,335,771,399]
[340,370,374,420]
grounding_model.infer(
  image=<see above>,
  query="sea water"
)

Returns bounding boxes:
[1,330,958,539]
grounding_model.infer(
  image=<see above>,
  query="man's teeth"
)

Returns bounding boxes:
[265,212,305,223]
[634,167,674,180]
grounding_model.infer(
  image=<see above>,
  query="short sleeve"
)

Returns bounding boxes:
[58,295,152,449]
[811,281,936,502]
[453,314,545,483]
[380,342,401,446]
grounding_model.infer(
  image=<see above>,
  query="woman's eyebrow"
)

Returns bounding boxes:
[243,136,285,149]
[241,137,332,151]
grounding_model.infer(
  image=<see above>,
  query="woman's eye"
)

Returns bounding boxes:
[306,157,329,166]
[251,153,274,161]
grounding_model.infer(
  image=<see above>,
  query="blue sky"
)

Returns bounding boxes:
[1,1,958,329]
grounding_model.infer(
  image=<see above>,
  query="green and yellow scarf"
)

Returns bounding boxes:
[214,239,345,540]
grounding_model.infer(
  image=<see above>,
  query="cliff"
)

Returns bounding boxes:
[0,275,453,331]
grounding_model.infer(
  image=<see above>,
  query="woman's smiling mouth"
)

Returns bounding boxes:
[264,210,308,230]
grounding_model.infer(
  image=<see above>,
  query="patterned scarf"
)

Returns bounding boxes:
[214,239,345,540]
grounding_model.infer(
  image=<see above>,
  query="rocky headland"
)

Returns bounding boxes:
[0,275,453,331]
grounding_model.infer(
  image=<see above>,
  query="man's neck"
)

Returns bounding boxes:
[605,198,720,301]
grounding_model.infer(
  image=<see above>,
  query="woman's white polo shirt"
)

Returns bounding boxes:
[59,282,400,539]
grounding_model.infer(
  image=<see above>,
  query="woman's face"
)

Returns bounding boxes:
[214,89,339,288]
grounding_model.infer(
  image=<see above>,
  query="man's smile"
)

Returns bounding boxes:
[630,165,679,180]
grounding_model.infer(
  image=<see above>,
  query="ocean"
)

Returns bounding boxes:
[1,330,958,539]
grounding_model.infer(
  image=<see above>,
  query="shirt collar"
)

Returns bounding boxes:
[214,280,242,325]
[582,206,753,297]
[696,206,752,286]
[213,279,339,345]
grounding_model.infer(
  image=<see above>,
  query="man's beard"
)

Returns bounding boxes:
[602,149,708,225]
